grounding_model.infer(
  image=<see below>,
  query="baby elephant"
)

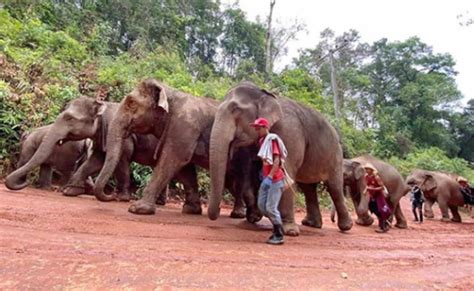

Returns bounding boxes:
[15,125,90,189]
[410,186,424,223]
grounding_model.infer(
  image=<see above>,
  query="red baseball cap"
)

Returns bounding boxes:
[250,117,270,128]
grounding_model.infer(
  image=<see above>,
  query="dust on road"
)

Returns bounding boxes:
[0,184,473,289]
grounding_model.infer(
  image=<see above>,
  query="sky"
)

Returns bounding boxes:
[222,0,474,104]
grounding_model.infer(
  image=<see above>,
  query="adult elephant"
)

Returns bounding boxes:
[207,81,353,236]
[332,156,410,228]
[5,96,165,202]
[406,169,467,222]
[13,124,89,189]
[92,79,260,220]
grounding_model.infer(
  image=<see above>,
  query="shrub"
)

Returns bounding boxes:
[389,147,474,181]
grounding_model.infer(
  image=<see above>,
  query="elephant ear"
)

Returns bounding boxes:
[353,161,365,180]
[143,79,169,113]
[423,173,437,192]
[257,89,283,128]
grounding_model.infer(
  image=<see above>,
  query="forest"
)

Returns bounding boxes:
[1,0,473,187]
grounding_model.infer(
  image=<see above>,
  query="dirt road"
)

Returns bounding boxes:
[0,184,473,289]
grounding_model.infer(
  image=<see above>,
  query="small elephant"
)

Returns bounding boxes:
[6,96,165,202]
[406,169,466,222]
[15,124,90,189]
[93,79,260,219]
[332,156,410,229]
[207,81,353,236]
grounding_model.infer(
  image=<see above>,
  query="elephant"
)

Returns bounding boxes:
[406,169,467,222]
[207,81,353,236]
[331,156,410,228]
[5,96,165,202]
[14,124,90,189]
[92,78,260,220]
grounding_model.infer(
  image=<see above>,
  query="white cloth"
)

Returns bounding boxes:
[257,133,288,165]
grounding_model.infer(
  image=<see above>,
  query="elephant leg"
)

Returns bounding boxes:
[225,175,246,219]
[299,183,323,229]
[113,158,132,202]
[63,151,104,196]
[37,164,53,189]
[174,164,202,215]
[155,185,168,205]
[449,206,462,223]
[392,201,408,229]
[330,201,336,223]
[128,140,196,215]
[325,178,353,232]
[438,199,451,222]
[278,187,299,236]
[230,190,246,219]
[424,199,435,218]
[244,185,262,223]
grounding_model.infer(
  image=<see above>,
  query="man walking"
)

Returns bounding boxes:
[250,117,288,245]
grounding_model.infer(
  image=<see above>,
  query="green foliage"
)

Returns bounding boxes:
[130,162,152,198]
[389,147,474,181]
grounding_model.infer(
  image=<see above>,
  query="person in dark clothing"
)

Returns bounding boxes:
[410,185,424,223]
[457,176,474,205]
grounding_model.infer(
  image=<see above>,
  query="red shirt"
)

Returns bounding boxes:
[259,138,285,182]
[365,174,383,197]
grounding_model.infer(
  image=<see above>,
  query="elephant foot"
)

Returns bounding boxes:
[182,203,202,215]
[424,213,435,219]
[128,200,156,215]
[395,222,408,229]
[395,220,408,229]
[230,207,246,219]
[337,215,353,232]
[440,217,451,223]
[84,178,94,195]
[246,208,263,224]
[282,222,300,236]
[451,217,462,223]
[355,216,374,226]
[301,216,322,229]
[117,192,131,202]
[62,185,85,197]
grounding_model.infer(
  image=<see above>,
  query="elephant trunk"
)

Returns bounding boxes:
[208,113,236,220]
[93,113,129,202]
[6,126,67,190]
[349,178,373,225]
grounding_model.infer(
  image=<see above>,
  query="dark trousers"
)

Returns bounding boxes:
[412,201,423,222]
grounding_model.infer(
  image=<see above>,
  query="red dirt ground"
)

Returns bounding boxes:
[0,183,473,289]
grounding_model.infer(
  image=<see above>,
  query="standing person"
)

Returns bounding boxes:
[250,117,288,245]
[457,176,474,205]
[363,163,392,233]
[410,185,424,223]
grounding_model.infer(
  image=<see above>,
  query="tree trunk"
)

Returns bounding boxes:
[264,0,276,82]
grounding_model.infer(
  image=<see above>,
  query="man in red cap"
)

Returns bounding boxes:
[250,117,287,245]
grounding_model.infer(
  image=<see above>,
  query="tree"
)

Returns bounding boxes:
[220,6,266,76]
[264,0,276,82]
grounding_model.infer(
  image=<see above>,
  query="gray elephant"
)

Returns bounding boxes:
[92,79,260,220]
[15,124,90,189]
[406,169,467,222]
[5,96,164,202]
[207,81,353,236]
[332,156,410,228]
